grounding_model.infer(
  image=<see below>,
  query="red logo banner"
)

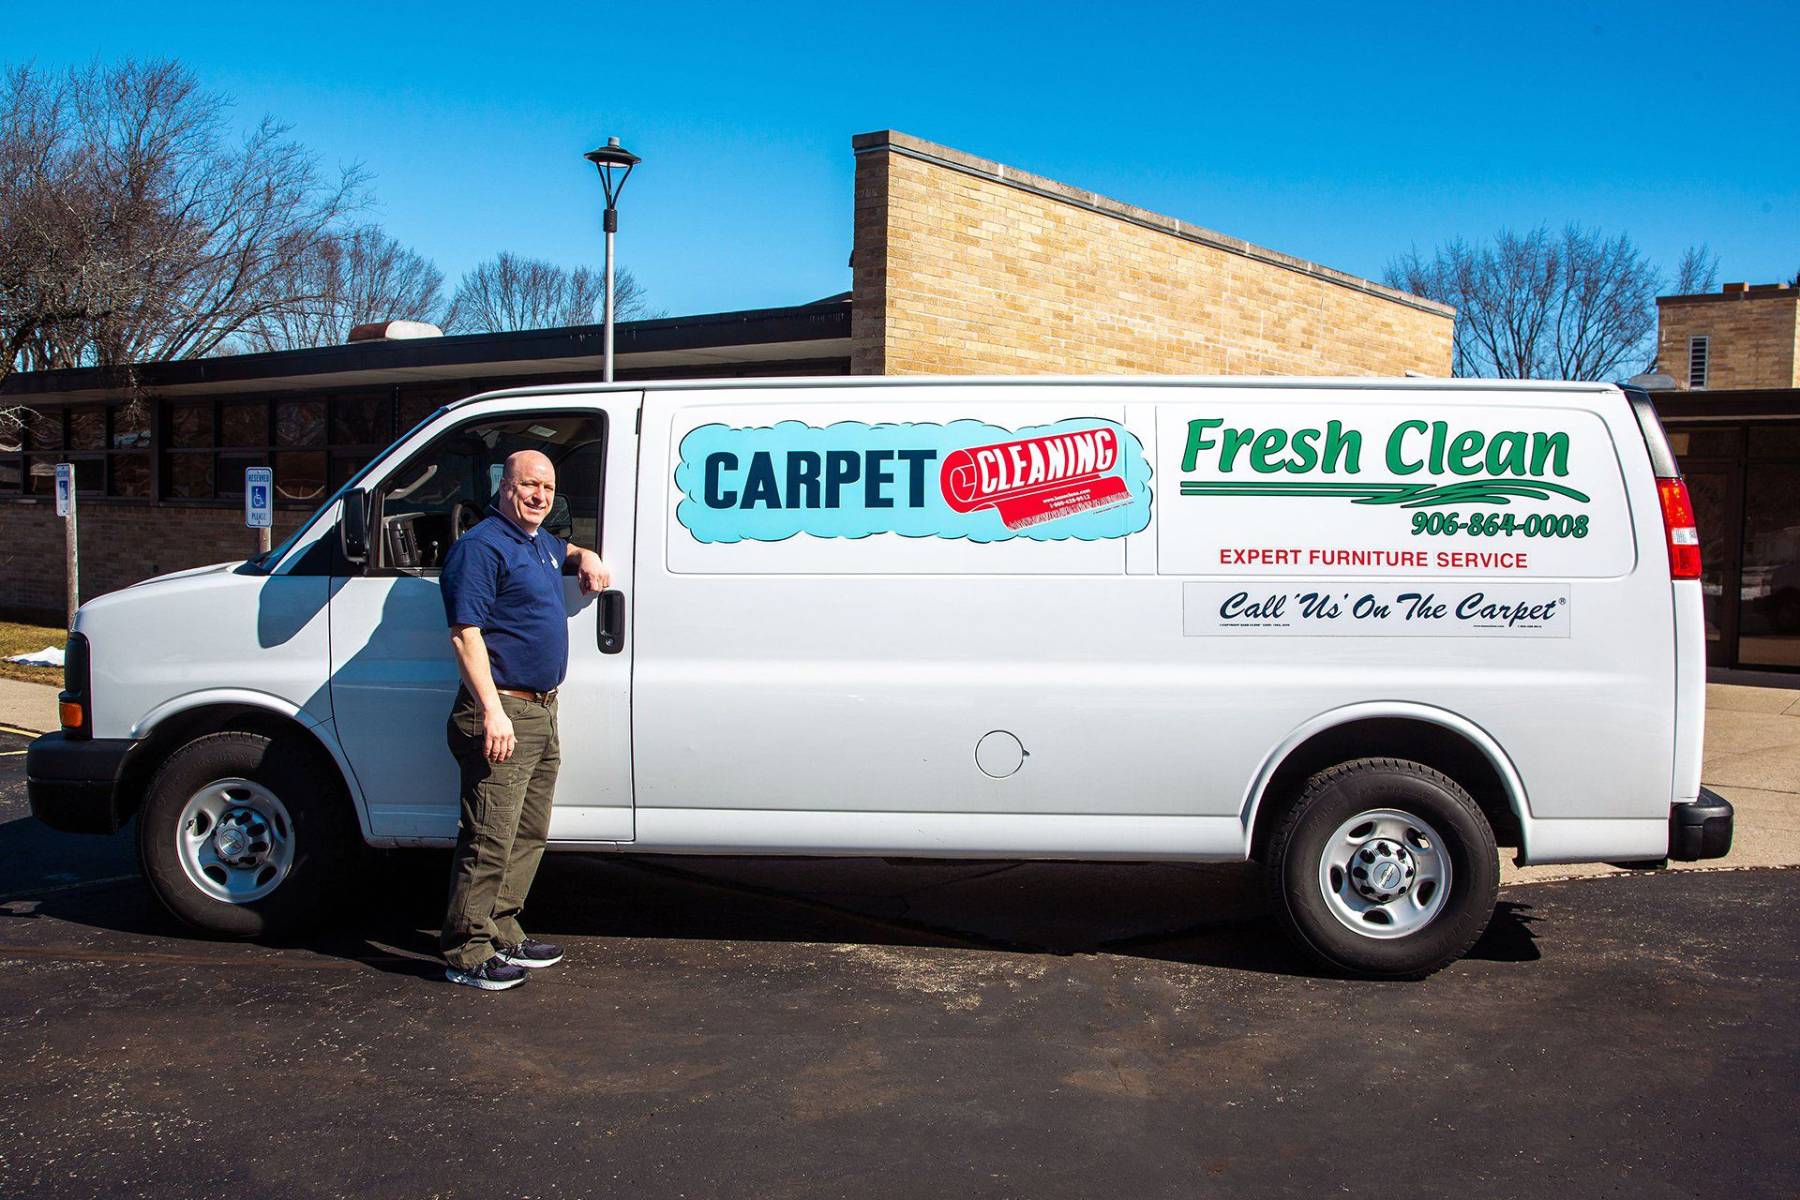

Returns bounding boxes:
[940,427,1132,530]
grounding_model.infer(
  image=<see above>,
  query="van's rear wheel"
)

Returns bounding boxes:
[139,731,357,938]
[1265,758,1498,979]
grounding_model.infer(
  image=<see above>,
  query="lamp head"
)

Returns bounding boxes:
[584,137,640,209]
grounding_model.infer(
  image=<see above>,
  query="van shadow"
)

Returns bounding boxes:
[0,808,1542,981]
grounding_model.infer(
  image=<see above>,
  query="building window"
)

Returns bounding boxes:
[157,392,397,505]
[10,409,99,497]
[1689,335,1710,389]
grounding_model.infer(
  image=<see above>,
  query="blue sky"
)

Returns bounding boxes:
[11,1,1797,318]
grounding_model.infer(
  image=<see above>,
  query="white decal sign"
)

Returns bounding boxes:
[1156,402,1632,578]
[1183,581,1571,637]
[244,466,274,529]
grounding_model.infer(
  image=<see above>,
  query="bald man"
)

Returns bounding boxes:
[438,449,609,992]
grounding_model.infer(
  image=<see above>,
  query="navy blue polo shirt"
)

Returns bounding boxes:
[440,507,569,692]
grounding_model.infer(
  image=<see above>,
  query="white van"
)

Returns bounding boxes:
[27,378,1734,977]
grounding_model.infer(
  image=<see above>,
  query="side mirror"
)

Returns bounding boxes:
[339,488,370,564]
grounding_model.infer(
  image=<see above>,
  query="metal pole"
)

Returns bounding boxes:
[603,208,617,383]
[258,526,272,555]
[64,484,79,631]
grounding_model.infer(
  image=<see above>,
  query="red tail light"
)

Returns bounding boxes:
[1657,477,1702,580]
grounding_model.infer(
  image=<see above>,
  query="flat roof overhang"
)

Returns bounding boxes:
[0,300,851,402]
[1652,388,1800,421]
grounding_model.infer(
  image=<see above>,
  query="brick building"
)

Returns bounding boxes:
[1,131,1452,617]
[849,132,1450,377]
[1649,281,1800,672]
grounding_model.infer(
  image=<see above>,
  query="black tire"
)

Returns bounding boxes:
[1264,757,1499,979]
[138,731,359,938]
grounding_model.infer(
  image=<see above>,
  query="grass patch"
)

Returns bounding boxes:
[0,620,67,685]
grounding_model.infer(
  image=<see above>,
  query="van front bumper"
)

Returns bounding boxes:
[1669,788,1734,861]
[26,733,137,835]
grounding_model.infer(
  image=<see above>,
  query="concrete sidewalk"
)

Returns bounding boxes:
[1,674,1793,876]
[0,677,56,735]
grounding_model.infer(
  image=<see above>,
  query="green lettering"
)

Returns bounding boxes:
[1289,427,1320,474]
[1530,431,1570,477]
[1429,421,1451,474]
[1448,430,1485,476]
[1321,421,1361,474]
[1220,426,1257,472]
[1386,419,1428,475]
[1485,431,1528,476]
[1182,419,1223,472]
[1250,427,1290,473]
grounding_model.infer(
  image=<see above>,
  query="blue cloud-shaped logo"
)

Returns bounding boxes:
[674,417,1152,544]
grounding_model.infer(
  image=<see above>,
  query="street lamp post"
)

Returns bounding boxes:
[583,137,641,383]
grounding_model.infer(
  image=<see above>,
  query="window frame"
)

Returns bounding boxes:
[360,408,609,579]
[2,404,151,499]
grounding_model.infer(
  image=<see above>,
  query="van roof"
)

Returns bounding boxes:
[447,374,1621,411]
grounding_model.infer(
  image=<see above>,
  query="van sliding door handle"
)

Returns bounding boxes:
[598,589,626,655]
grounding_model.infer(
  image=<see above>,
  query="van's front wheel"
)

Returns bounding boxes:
[139,731,358,938]
[1266,758,1498,979]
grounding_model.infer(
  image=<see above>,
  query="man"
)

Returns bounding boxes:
[438,449,609,991]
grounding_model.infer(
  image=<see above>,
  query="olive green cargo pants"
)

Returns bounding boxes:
[440,690,560,971]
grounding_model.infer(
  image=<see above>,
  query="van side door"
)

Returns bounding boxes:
[327,395,638,842]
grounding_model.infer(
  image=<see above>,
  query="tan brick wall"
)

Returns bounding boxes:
[0,501,309,616]
[1657,288,1800,390]
[851,132,1454,378]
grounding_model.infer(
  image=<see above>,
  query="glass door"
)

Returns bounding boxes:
[1737,456,1800,669]
[1682,463,1740,667]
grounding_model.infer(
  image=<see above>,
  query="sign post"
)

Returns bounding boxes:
[245,466,274,554]
[55,462,78,629]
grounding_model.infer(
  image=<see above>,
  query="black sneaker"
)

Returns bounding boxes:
[445,954,529,991]
[497,937,564,969]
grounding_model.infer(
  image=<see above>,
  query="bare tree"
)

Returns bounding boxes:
[239,224,446,351]
[1672,244,1720,296]
[0,58,364,377]
[445,250,647,333]
[1386,226,1717,381]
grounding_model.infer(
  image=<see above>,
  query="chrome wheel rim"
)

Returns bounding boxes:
[1318,808,1452,939]
[175,778,295,904]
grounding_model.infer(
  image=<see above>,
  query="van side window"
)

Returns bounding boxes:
[374,412,606,574]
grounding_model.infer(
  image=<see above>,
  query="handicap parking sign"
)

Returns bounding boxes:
[55,462,74,517]
[245,467,274,528]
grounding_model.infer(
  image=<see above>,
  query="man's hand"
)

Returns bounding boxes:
[483,707,517,763]
[572,548,610,595]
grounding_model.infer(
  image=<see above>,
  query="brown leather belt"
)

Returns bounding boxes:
[495,687,558,705]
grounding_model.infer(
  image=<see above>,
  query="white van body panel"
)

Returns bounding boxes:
[72,377,1694,867]
[82,568,336,741]
[1672,581,1709,803]
[630,380,1675,864]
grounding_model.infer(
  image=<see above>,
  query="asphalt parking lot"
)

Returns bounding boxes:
[1,726,1795,1199]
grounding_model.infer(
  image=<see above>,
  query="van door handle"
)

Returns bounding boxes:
[598,589,626,655]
